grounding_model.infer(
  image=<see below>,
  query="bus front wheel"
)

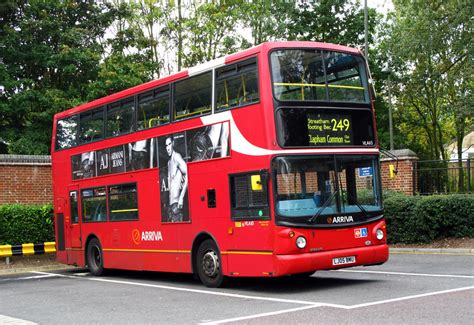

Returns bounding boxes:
[196,239,224,287]
[87,238,104,276]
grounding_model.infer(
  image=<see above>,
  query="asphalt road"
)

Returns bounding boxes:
[0,252,473,324]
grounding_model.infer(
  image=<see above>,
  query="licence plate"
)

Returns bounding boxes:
[332,256,356,266]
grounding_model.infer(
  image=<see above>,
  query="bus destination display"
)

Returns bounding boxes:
[307,114,353,146]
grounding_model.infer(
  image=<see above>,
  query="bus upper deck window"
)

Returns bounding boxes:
[56,115,78,150]
[138,87,170,130]
[271,49,369,103]
[324,52,367,103]
[107,99,135,138]
[216,58,259,111]
[80,107,104,144]
[174,72,212,121]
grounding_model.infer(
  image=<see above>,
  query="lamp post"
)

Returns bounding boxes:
[382,67,394,151]
[364,0,368,59]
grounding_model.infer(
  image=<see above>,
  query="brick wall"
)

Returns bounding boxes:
[380,149,418,195]
[0,155,52,205]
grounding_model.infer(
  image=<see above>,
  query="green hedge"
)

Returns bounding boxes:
[384,194,474,244]
[0,204,54,245]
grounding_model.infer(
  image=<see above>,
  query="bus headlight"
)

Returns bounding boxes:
[296,236,307,249]
[376,229,384,240]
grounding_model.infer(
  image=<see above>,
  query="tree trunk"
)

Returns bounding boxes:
[456,116,466,192]
[177,0,183,71]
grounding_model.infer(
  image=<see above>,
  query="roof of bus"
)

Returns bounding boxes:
[54,41,362,120]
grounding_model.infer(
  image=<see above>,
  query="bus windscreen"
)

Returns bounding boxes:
[271,49,369,103]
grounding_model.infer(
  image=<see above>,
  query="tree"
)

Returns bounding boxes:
[138,0,167,79]
[382,0,473,160]
[240,0,292,45]
[87,1,155,99]
[286,0,378,48]
[184,0,243,67]
[0,0,115,154]
[161,0,188,72]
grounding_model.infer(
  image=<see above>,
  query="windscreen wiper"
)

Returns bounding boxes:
[308,191,337,224]
[346,194,369,219]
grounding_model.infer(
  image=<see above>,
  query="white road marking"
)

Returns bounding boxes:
[390,251,474,256]
[199,305,322,324]
[342,286,474,310]
[30,271,317,305]
[28,271,474,324]
[334,269,474,279]
[29,271,77,280]
[0,315,37,325]
[0,274,57,282]
[73,272,90,276]
[203,286,474,323]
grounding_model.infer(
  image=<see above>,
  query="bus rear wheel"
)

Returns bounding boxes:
[87,238,104,276]
[196,239,224,287]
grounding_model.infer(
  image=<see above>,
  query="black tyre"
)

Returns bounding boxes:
[196,239,224,287]
[86,238,105,276]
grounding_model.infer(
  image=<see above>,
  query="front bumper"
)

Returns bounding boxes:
[273,244,389,276]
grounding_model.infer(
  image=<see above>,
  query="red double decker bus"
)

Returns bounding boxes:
[52,41,388,287]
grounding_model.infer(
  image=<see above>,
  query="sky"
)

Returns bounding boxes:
[367,0,394,14]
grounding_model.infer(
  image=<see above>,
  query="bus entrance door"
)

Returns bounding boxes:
[67,186,82,255]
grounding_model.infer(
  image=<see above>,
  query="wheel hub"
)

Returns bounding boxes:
[202,250,219,278]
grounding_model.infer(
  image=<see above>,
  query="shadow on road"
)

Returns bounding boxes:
[62,267,380,294]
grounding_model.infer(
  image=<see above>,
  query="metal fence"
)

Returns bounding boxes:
[415,158,473,195]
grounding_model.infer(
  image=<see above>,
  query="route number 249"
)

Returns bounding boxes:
[331,118,350,131]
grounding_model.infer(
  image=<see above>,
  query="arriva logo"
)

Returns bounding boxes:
[132,229,163,244]
[132,229,140,244]
[327,216,354,224]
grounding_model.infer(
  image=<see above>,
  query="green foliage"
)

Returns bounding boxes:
[380,0,473,160]
[384,194,421,243]
[384,194,474,244]
[0,204,54,245]
[240,0,380,49]
[240,0,292,45]
[0,0,115,155]
[184,0,243,66]
[287,0,379,48]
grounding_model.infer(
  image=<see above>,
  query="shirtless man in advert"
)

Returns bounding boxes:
[165,136,188,222]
